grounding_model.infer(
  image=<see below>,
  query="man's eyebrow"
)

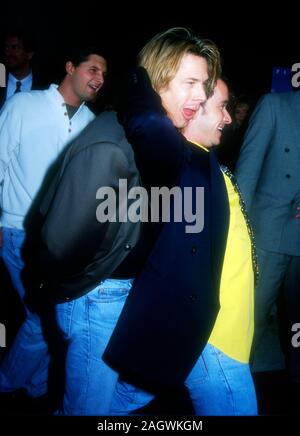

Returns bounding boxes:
[185,76,206,82]
[90,65,107,71]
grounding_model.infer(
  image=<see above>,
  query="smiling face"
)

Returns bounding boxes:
[158,53,208,129]
[68,54,107,104]
[182,79,232,147]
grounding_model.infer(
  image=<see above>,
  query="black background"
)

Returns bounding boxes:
[1,2,299,103]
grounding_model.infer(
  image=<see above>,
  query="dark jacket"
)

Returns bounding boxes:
[33,111,142,303]
[103,68,229,391]
[0,69,48,110]
[235,91,300,256]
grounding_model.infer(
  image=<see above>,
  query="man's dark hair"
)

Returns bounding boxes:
[66,45,109,67]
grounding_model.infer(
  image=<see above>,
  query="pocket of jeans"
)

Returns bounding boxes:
[87,286,129,304]
[185,353,209,386]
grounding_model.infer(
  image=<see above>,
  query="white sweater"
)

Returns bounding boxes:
[0,84,95,229]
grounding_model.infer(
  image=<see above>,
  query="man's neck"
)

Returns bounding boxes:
[58,79,81,107]
[10,65,32,81]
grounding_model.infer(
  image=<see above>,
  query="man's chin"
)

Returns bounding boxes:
[175,118,189,130]
[84,93,98,102]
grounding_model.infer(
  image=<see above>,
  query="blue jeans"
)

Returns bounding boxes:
[2,227,26,301]
[56,278,133,415]
[111,344,258,416]
[0,275,132,407]
[0,311,49,397]
[0,227,49,397]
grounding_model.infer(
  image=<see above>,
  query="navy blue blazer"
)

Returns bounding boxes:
[103,68,229,392]
[0,70,48,110]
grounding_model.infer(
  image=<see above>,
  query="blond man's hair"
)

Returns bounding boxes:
[138,27,221,97]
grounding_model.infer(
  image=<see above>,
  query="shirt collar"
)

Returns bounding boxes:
[189,140,210,152]
[48,83,86,112]
[8,72,33,86]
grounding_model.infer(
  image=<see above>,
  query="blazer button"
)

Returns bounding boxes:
[65,296,70,301]
[124,243,131,251]
[39,282,44,289]
[189,294,197,302]
[285,174,291,179]
[191,246,197,254]
[284,148,290,152]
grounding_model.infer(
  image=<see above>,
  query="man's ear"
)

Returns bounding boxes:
[65,61,75,75]
[27,51,34,62]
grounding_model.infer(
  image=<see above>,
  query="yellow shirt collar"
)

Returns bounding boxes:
[189,141,209,153]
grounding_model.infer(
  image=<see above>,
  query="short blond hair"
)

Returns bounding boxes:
[138,27,221,97]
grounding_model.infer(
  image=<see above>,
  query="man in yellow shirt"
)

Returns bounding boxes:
[181,78,257,414]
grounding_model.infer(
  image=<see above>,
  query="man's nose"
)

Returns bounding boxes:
[224,109,232,124]
[97,72,105,86]
[193,83,207,103]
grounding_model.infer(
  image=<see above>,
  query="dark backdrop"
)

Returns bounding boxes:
[1,3,299,105]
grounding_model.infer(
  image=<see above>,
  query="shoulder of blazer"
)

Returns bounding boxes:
[290,90,300,107]
[264,90,300,107]
[31,70,49,90]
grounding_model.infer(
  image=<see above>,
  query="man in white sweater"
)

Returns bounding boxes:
[0,45,107,401]
[0,46,107,298]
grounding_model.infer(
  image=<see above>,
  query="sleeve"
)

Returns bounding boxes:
[0,98,22,226]
[235,94,275,210]
[118,67,186,190]
[39,141,131,280]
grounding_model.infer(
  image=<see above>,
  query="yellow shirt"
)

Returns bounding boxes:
[208,172,254,363]
[191,142,254,362]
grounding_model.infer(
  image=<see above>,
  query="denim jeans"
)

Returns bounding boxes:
[56,278,133,415]
[2,227,26,301]
[111,343,258,416]
[0,227,49,397]
[0,310,49,397]
[0,275,133,407]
